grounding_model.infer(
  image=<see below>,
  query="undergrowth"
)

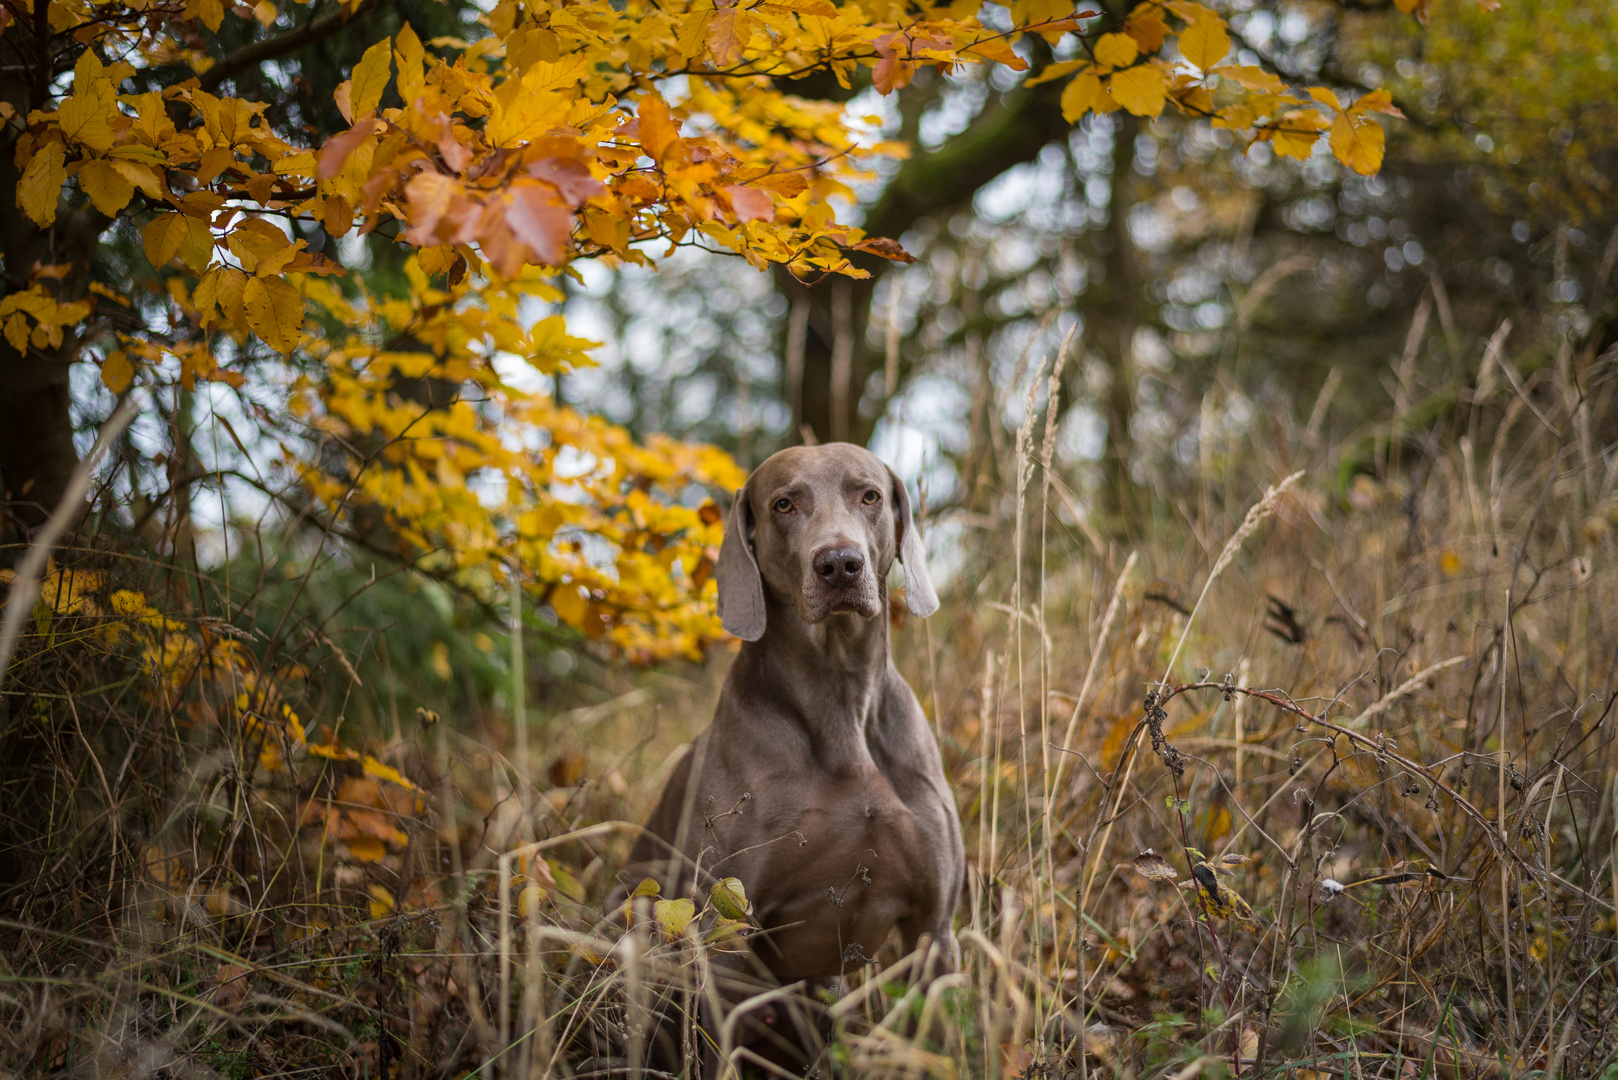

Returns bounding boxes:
[2,321,1616,1079]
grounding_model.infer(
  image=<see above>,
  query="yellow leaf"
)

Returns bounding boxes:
[180,215,215,274]
[78,159,135,216]
[1061,71,1104,122]
[57,94,116,152]
[3,312,28,353]
[272,151,316,176]
[214,266,248,328]
[186,0,224,32]
[1178,15,1229,71]
[551,583,587,627]
[242,274,304,353]
[110,159,165,200]
[1307,86,1340,109]
[761,0,837,15]
[517,884,547,918]
[334,80,354,125]
[308,740,359,761]
[395,23,425,103]
[369,883,396,917]
[254,240,304,278]
[1027,58,1087,88]
[676,10,711,60]
[362,754,420,791]
[1272,109,1328,159]
[520,55,591,96]
[143,212,189,268]
[1110,65,1167,116]
[18,142,66,227]
[706,8,753,67]
[709,877,749,919]
[1439,548,1462,577]
[1094,32,1138,69]
[1214,65,1285,93]
[1165,0,1218,22]
[653,897,696,942]
[349,836,386,864]
[1329,112,1385,175]
[1188,862,1259,927]
[349,38,393,120]
[101,349,134,393]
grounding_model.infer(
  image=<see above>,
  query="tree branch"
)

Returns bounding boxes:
[863,78,1068,244]
[196,0,383,93]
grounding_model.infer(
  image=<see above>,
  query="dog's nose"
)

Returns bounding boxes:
[813,545,865,584]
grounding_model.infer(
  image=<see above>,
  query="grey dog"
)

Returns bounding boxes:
[618,442,964,1065]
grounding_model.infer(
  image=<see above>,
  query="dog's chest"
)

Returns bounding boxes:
[745,765,947,977]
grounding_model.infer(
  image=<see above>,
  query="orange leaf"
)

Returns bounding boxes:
[637,93,680,162]
[723,185,773,223]
[317,119,379,181]
[853,236,915,263]
[1348,88,1405,118]
[404,171,458,243]
[1121,13,1168,53]
[505,182,573,266]
[1393,0,1430,23]
[528,156,606,208]
[962,38,1027,71]
[872,48,915,94]
[342,807,408,845]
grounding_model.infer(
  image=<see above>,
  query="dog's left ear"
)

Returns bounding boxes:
[888,466,938,618]
[716,485,767,640]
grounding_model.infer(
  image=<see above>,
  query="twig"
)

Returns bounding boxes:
[0,397,138,683]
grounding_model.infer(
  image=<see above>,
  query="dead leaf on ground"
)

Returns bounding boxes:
[1133,849,1179,881]
[211,963,251,1011]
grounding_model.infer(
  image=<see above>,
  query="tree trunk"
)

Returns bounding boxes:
[773,266,877,445]
[1098,111,1142,525]
[775,74,1070,447]
[0,50,105,537]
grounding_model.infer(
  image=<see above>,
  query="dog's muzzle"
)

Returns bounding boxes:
[803,543,882,620]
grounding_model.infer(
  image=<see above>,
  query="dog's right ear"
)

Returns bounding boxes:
[715,486,766,641]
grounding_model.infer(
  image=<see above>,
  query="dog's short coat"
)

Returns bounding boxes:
[623,443,964,989]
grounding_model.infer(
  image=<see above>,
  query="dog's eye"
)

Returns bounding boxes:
[861,489,881,506]
[773,497,794,514]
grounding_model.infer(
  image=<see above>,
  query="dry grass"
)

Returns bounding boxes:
[2,325,1617,1080]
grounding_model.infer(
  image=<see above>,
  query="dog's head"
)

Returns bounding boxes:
[715,443,938,641]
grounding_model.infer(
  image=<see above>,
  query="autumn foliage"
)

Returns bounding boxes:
[1,0,1423,660]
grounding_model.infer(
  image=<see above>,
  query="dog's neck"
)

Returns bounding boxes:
[740,591,892,743]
